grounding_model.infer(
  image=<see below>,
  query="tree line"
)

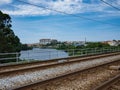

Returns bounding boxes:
[0,11,32,63]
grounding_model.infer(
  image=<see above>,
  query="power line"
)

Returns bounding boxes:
[100,0,120,11]
[17,0,119,27]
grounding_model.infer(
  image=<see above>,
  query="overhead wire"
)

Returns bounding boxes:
[100,0,120,11]
[17,0,119,27]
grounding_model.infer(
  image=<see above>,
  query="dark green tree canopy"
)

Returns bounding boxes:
[0,11,21,53]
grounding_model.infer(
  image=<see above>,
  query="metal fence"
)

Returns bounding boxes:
[66,47,120,56]
[0,47,120,65]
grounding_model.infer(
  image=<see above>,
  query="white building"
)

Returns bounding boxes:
[39,39,58,45]
[107,40,119,46]
[72,41,86,47]
[39,39,51,45]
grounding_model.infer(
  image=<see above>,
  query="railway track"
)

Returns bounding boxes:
[0,52,120,90]
[0,52,120,75]
[21,61,120,90]
[94,74,120,90]
[14,57,120,90]
[107,77,120,90]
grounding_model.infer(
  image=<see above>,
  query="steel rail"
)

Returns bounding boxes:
[13,57,120,90]
[0,52,119,75]
[93,74,120,90]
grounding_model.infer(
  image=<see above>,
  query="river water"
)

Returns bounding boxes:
[20,48,69,61]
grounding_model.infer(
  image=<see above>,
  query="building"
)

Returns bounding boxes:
[51,39,58,44]
[39,39,51,45]
[102,40,120,46]
[118,40,120,45]
[62,41,86,46]
[107,40,119,46]
[72,41,86,47]
[39,39,58,45]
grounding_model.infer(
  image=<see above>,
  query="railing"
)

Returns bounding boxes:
[0,47,120,65]
[65,47,120,56]
[0,52,19,64]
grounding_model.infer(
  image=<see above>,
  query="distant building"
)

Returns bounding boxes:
[51,39,58,44]
[102,40,119,46]
[108,40,119,46]
[39,39,58,45]
[118,40,120,45]
[39,39,51,45]
[62,41,86,46]
[72,41,86,47]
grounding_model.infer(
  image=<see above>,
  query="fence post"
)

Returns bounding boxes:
[86,48,88,55]
[57,51,59,58]
[67,49,69,56]
[95,48,96,55]
[110,47,111,53]
[16,52,19,63]
[92,48,94,55]
[111,47,113,52]
[49,51,51,60]
[73,49,75,56]
[27,51,30,62]
[101,48,103,54]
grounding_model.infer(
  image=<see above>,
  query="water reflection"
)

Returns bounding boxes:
[20,48,68,61]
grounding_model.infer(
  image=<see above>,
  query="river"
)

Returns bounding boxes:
[20,48,69,61]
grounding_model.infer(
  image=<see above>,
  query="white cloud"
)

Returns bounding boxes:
[2,5,52,16]
[2,0,83,15]
[0,0,12,5]
[28,0,83,14]
[1,0,120,17]
[48,0,82,14]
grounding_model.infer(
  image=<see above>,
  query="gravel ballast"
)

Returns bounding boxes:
[31,62,120,90]
[107,79,120,90]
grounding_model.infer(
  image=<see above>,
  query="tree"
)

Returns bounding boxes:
[86,42,109,48]
[21,44,33,50]
[0,11,21,53]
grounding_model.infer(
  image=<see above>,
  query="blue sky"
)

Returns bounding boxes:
[0,0,120,43]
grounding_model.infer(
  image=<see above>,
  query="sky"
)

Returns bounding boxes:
[0,0,120,43]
